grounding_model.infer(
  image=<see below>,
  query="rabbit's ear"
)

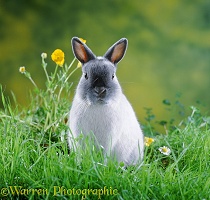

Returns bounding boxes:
[71,37,96,64]
[104,38,128,64]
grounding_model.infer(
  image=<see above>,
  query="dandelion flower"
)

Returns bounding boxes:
[51,49,65,66]
[144,137,154,147]
[41,52,47,59]
[158,146,171,156]
[19,66,26,73]
[77,38,86,68]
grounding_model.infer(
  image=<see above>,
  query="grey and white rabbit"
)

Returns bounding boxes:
[68,37,144,166]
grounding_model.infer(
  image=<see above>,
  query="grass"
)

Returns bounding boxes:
[0,51,209,200]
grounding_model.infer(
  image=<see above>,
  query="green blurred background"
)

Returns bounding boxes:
[1,0,210,130]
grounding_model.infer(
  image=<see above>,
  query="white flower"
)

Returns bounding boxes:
[41,52,47,59]
[158,146,171,156]
[19,66,26,73]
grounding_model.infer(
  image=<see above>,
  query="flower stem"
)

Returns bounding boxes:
[52,65,59,82]
[57,58,77,101]
[24,71,38,88]
[68,57,76,69]
[57,67,78,101]
[42,61,50,83]
[29,76,38,88]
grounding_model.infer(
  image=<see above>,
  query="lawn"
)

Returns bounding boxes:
[0,52,209,200]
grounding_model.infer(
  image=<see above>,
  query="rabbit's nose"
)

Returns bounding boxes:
[94,87,106,97]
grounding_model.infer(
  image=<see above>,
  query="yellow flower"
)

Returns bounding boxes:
[79,38,86,44]
[158,146,171,156]
[19,66,26,73]
[51,49,65,66]
[144,137,154,147]
[77,61,82,68]
[77,38,86,68]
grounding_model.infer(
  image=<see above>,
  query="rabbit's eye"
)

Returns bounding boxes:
[112,74,115,79]
[84,73,88,80]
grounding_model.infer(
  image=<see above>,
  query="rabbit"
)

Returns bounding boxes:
[67,37,144,166]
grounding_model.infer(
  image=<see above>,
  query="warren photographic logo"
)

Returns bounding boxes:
[1,186,118,199]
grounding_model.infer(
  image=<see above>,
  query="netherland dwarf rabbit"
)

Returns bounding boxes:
[68,37,144,166]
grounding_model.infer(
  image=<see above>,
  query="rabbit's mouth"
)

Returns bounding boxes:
[88,97,108,105]
[96,98,107,104]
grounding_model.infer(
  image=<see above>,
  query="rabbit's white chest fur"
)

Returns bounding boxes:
[68,93,144,165]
